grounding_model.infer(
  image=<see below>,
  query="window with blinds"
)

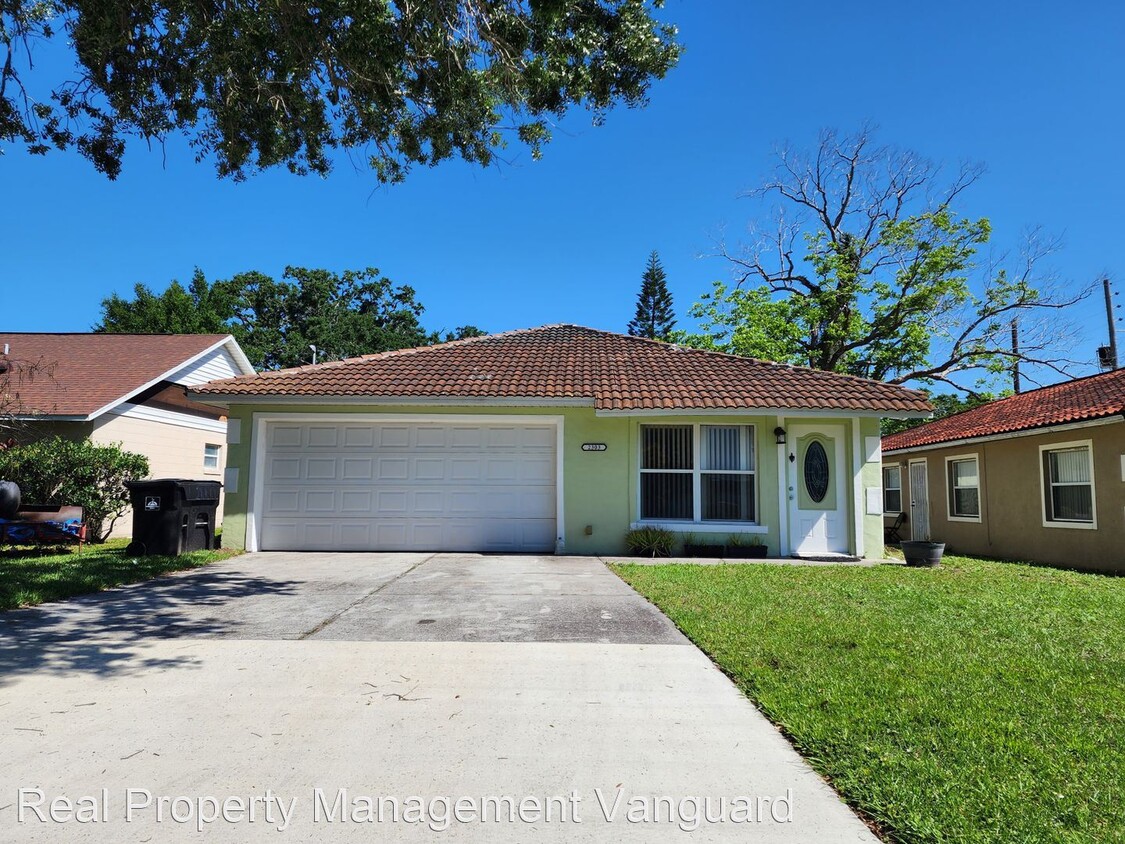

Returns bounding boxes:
[639,424,756,522]
[882,465,902,513]
[640,425,693,519]
[946,456,980,519]
[1042,445,1094,523]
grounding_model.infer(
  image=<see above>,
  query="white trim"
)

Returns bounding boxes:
[103,401,228,434]
[852,419,864,558]
[245,412,566,554]
[884,415,1123,455]
[630,522,768,535]
[1038,439,1098,530]
[83,336,252,421]
[943,453,982,523]
[1120,454,1125,483]
[776,415,789,556]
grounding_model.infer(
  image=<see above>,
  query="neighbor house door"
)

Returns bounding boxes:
[787,424,849,555]
[909,459,930,541]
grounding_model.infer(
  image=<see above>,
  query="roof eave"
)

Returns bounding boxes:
[883,413,1125,454]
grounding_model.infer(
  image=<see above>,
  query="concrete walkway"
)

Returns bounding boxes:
[0,553,877,842]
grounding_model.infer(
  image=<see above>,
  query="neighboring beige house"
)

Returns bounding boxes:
[882,369,1125,573]
[0,333,255,538]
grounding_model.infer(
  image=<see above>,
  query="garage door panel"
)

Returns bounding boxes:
[260,420,557,552]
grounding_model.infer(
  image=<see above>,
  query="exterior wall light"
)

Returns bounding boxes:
[774,426,787,445]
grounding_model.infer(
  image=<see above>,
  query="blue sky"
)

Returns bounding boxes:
[3,0,1123,387]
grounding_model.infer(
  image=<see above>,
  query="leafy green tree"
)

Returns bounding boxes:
[0,437,149,541]
[2,1,681,181]
[96,266,433,370]
[627,251,676,340]
[685,128,1091,391]
[437,326,488,343]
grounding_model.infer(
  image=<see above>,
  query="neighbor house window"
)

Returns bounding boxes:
[204,443,221,471]
[946,455,980,520]
[882,465,902,513]
[639,424,756,522]
[1041,442,1095,525]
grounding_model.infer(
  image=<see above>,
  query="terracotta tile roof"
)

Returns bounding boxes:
[882,368,1125,451]
[192,324,933,414]
[0,333,235,419]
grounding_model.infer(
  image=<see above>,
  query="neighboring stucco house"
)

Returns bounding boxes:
[190,325,932,558]
[882,368,1125,573]
[0,333,255,537]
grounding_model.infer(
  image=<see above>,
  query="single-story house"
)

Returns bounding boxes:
[190,325,932,557]
[0,333,255,537]
[882,368,1125,573]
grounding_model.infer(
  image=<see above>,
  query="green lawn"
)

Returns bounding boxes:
[612,555,1125,843]
[0,539,240,610]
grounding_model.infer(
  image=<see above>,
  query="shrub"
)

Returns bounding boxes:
[624,526,676,558]
[0,437,149,541]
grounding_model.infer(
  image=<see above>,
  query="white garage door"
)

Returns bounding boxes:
[258,419,558,552]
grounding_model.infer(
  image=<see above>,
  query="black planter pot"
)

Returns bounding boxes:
[0,480,20,519]
[683,543,721,558]
[902,540,945,567]
[724,545,768,559]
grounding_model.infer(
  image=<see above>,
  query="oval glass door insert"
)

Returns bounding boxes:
[804,441,830,502]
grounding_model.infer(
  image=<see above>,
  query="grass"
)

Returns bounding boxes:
[612,555,1125,843]
[0,539,241,610]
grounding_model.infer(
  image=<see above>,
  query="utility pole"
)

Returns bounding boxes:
[1011,319,1021,393]
[1103,279,1119,371]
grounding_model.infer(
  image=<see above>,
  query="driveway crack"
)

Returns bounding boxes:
[298,555,436,640]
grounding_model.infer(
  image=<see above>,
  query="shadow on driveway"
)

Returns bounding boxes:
[0,567,301,685]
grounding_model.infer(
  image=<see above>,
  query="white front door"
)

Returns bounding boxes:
[909,459,930,541]
[787,424,849,555]
[256,417,558,552]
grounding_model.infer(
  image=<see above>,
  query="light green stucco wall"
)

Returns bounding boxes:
[220,404,885,557]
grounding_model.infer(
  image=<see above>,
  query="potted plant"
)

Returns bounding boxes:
[682,533,720,558]
[723,533,768,559]
[901,539,945,567]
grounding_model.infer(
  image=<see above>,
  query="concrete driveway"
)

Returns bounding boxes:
[0,553,876,842]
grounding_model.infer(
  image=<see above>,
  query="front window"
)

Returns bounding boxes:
[640,424,756,522]
[1042,444,1094,524]
[882,465,902,513]
[203,443,221,471]
[947,456,980,519]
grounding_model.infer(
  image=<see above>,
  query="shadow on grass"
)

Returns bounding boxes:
[0,563,300,685]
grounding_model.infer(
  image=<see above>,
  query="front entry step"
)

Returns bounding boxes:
[790,552,861,563]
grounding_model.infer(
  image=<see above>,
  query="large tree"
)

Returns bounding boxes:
[96,266,434,370]
[683,128,1092,392]
[627,251,675,340]
[2,1,680,181]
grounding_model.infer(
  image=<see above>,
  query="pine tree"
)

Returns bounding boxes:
[627,252,676,340]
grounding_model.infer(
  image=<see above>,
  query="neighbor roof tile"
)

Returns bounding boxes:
[882,368,1125,451]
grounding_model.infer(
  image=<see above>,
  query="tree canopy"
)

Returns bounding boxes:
[627,251,675,340]
[680,128,1091,393]
[95,266,462,370]
[2,0,681,180]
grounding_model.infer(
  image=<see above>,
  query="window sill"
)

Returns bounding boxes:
[947,515,981,524]
[1042,519,1097,530]
[631,521,768,535]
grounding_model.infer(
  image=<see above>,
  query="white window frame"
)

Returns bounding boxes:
[944,453,982,523]
[882,463,903,514]
[637,422,760,529]
[203,442,222,474]
[1039,439,1097,530]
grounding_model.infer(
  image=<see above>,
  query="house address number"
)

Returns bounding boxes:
[581,443,608,452]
